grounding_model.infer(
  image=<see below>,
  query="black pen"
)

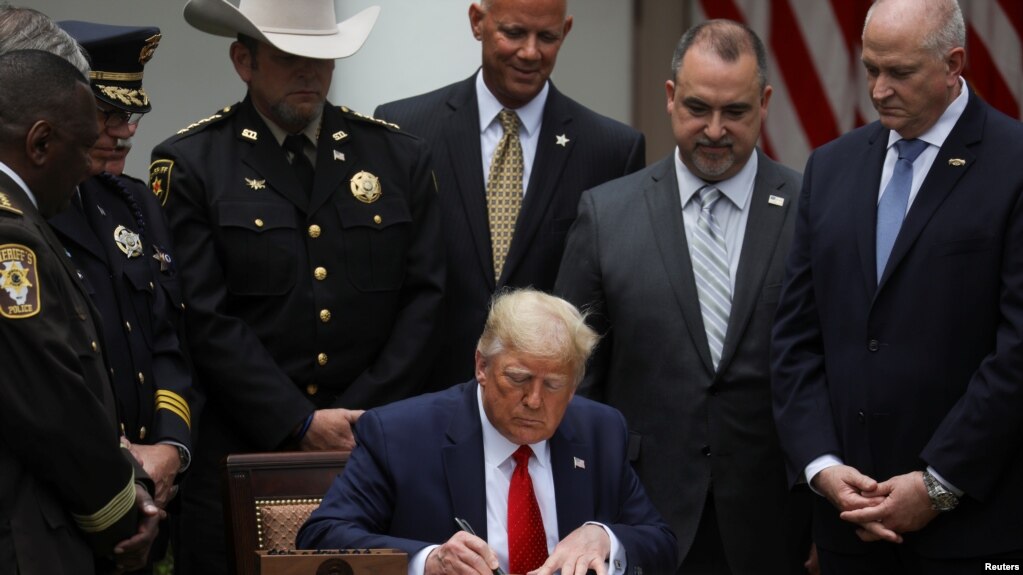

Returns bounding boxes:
[454,516,507,575]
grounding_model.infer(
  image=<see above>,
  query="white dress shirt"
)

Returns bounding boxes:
[0,161,36,208]
[477,70,547,197]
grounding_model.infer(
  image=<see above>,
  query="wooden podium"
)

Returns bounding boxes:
[256,548,406,575]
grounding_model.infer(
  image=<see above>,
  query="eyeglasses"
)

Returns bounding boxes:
[96,106,144,128]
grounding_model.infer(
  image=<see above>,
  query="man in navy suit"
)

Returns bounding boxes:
[298,289,676,575]
[772,0,1023,571]
[374,0,645,388]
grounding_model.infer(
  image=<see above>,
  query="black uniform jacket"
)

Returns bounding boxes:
[49,172,193,449]
[0,171,143,574]
[150,97,444,450]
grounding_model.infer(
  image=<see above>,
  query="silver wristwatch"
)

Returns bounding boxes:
[922,470,959,511]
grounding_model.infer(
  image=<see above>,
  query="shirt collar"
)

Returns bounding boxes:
[476,70,547,138]
[674,148,759,211]
[0,161,36,209]
[254,106,323,147]
[887,77,969,150]
[476,383,550,469]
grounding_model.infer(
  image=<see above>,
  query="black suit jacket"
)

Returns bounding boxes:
[555,151,809,572]
[772,91,1023,557]
[0,174,143,573]
[375,75,644,387]
[297,382,678,575]
[49,173,193,449]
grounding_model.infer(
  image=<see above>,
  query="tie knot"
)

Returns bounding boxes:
[697,186,722,211]
[895,138,927,162]
[513,445,533,468]
[498,109,521,133]
[283,134,307,156]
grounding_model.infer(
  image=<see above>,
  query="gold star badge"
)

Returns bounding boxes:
[245,178,266,190]
[556,134,570,147]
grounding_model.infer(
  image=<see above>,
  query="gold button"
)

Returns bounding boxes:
[148,281,155,290]
[254,218,264,227]
[308,224,322,238]
[319,309,331,323]
[373,215,382,224]
[314,267,327,280]
[180,302,186,310]
[137,372,145,384]
[125,321,132,333]
[317,353,328,366]
[91,341,98,352]
[306,384,318,395]
[139,426,147,440]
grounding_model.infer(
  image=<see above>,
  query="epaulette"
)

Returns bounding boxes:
[339,106,401,131]
[175,104,237,135]
[0,191,24,216]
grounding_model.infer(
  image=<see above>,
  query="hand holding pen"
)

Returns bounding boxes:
[423,516,505,575]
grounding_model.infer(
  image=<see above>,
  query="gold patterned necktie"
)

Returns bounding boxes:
[486,109,523,281]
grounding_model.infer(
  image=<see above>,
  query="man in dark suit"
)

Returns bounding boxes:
[149,0,443,572]
[0,48,161,575]
[772,0,1023,571]
[374,0,645,388]
[556,20,810,575]
[298,289,676,575]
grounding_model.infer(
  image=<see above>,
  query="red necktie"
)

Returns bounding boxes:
[508,445,548,573]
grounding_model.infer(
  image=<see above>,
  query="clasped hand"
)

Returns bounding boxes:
[813,466,939,543]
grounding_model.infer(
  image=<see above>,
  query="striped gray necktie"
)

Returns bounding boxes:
[692,185,731,370]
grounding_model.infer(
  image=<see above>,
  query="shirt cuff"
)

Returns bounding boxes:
[926,466,964,497]
[409,544,439,575]
[584,521,626,575]
[805,454,844,496]
[158,440,191,473]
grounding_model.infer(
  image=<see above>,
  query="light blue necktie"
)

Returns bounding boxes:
[876,138,928,281]
[692,186,731,370]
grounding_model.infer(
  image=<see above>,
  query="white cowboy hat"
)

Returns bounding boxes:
[183,0,380,60]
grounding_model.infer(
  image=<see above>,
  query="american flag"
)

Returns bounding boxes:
[693,0,1023,171]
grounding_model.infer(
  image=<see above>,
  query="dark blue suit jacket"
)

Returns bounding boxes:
[297,382,677,574]
[772,91,1023,557]
[375,76,645,388]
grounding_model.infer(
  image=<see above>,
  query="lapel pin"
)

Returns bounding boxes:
[556,134,570,147]
[241,128,258,141]
[768,195,785,207]
[333,130,348,142]
[245,178,266,190]
[334,150,346,162]
[948,158,966,167]
[573,456,586,469]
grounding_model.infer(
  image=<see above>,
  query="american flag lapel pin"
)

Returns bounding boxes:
[768,195,785,207]
[573,457,586,469]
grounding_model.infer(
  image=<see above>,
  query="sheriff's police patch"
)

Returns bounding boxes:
[0,244,40,319]
[149,159,173,206]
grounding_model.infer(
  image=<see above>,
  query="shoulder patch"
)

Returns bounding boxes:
[175,104,236,135]
[339,106,401,131]
[0,192,23,216]
[149,159,173,206]
[0,244,40,319]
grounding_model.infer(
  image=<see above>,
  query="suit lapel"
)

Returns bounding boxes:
[444,79,495,288]
[309,106,354,215]
[878,94,983,291]
[644,156,716,374]
[237,100,310,212]
[501,85,574,285]
[854,124,890,295]
[549,413,593,540]
[49,197,105,262]
[719,153,793,370]
[442,383,489,539]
